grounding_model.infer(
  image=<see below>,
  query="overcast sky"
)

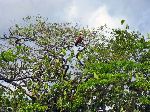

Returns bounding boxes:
[0,0,150,34]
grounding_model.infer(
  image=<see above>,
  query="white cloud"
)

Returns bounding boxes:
[64,0,80,22]
[68,4,78,19]
[88,6,123,28]
[0,0,149,34]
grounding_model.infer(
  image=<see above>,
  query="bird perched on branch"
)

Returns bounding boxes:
[75,32,84,46]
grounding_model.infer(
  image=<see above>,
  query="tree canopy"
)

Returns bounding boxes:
[0,16,150,112]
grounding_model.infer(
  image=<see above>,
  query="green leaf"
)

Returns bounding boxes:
[78,53,83,60]
[64,90,67,95]
[61,48,66,55]
[44,83,49,89]
[126,24,129,29]
[121,19,125,25]
[94,72,99,79]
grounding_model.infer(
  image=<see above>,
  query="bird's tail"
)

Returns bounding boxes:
[75,42,78,46]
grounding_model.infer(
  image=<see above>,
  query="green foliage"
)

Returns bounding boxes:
[0,16,149,111]
[0,49,17,62]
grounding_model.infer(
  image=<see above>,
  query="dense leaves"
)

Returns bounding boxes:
[0,16,149,111]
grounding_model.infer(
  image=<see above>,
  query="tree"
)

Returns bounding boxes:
[80,28,150,111]
[0,16,149,112]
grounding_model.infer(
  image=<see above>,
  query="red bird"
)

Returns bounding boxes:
[75,32,83,46]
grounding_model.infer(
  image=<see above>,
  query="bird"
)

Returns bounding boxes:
[75,32,84,46]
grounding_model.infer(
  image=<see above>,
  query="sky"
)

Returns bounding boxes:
[0,0,150,34]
